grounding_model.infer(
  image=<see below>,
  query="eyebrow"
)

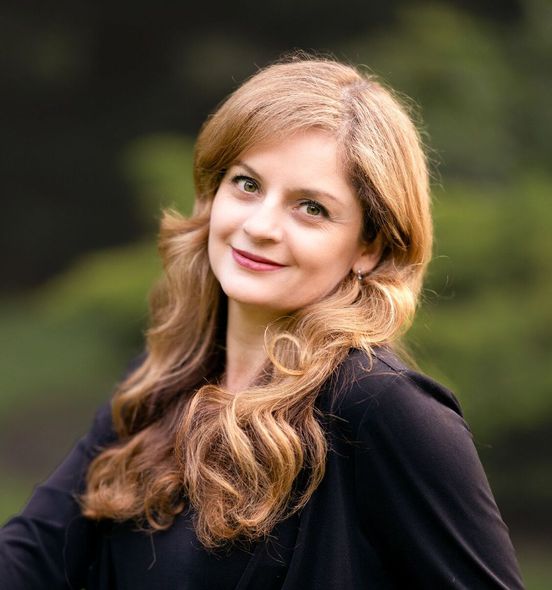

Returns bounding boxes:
[232,160,341,204]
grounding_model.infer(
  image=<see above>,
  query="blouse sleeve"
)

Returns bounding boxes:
[350,365,525,589]
[0,400,116,589]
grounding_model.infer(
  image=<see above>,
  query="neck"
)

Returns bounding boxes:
[223,301,281,393]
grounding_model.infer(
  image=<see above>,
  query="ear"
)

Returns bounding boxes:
[352,233,384,276]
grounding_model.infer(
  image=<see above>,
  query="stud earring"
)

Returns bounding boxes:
[356,269,364,282]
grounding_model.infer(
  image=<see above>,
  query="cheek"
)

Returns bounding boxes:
[208,196,241,272]
[297,235,359,280]
[300,237,346,267]
[209,194,241,239]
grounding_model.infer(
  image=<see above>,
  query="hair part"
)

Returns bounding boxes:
[82,53,432,548]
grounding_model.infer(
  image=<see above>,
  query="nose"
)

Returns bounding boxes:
[242,197,284,242]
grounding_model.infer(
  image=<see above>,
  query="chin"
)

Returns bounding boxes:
[224,292,288,315]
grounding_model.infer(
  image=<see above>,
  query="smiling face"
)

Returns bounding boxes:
[207,129,381,322]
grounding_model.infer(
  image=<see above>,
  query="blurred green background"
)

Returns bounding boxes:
[1,0,550,586]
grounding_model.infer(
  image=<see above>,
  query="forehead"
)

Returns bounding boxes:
[234,129,354,196]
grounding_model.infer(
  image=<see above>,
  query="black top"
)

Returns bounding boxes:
[0,348,525,589]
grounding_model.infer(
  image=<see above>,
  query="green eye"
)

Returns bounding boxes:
[305,203,322,216]
[243,179,257,193]
[299,199,329,219]
[231,175,259,193]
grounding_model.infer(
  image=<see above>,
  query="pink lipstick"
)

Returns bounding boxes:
[231,248,285,271]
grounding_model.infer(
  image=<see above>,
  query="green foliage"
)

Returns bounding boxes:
[36,241,160,322]
[0,136,196,415]
[0,241,159,415]
[409,174,552,439]
[341,2,551,181]
[120,134,196,224]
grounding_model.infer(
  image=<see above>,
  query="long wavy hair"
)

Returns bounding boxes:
[82,54,432,548]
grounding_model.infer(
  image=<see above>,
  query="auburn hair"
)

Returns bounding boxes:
[82,54,432,548]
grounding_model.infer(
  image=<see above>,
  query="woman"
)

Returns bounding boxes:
[0,55,524,588]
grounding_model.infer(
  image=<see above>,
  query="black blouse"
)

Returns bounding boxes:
[0,348,525,589]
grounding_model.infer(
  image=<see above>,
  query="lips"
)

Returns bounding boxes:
[231,247,286,271]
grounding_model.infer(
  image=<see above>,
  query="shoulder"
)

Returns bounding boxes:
[319,347,467,441]
[323,350,525,590]
[86,402,117,448]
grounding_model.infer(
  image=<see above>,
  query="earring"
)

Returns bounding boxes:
[356,269,364,282]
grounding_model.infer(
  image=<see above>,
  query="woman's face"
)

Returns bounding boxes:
[208,129,381,320]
